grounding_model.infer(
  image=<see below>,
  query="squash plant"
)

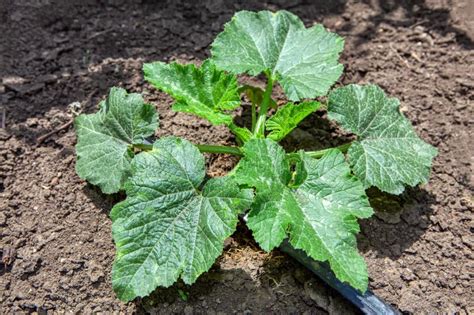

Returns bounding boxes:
[74,10,437,302]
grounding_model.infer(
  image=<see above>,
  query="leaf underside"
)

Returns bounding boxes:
[111,137,253,302]
[211,10,344,101]
[266,101,320,141]
[328,84,438,194]
[143,60,240,126]
[75,87,158,194]
[234,138,373,292]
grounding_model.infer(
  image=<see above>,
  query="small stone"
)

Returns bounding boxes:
[87,261,104,283]
[2,76,27,85]
[400,269,416,281]
[12,289,26,300]
[50,177,59,186]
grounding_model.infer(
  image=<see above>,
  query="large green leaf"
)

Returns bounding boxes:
[111,137,253,302]
[328,84,438,194]
[143,60,240,125]
[266,101,320,141]
[211,10,344,101]
[75,87,158,194]
[234,139,373,292]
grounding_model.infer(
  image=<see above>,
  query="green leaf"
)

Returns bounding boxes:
[111,137,253,302]
[328,84,438,194]
[75,87,158,194]
[234,139,373,292]
[211,10,344,101]
[266,101,320,141]
[229,123,253,142]
[143,60,240,126]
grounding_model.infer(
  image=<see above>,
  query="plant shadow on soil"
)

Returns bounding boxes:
[2,0,348,130]
[5,0,472,135]
[359,186,436,259]
[2,0,473,148]
[139,221,360,314]
[355,0,473,49]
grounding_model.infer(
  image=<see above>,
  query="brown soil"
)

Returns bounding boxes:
[1,0,473,314]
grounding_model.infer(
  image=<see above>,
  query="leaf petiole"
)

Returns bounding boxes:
[132,143,153,151]
[253,72,274,137]
[305,142,352,158]
[135,142,351,158]
[196,144,243,156]
[251,99,256,132]
[133,142,243,156]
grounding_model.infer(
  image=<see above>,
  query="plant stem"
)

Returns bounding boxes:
[251,100,256,132]
[133,143,153,151]
[196,144,243,156]
[306,142,352,158]
[134,142,351,159]
[254,72,274,137]
[134,142,243,156]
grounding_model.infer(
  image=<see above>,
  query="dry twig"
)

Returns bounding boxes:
[389,43,411,69]
[36,119,75,144]
[36,90,96,144]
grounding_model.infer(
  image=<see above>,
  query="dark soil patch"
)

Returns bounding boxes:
[1,0,473,314]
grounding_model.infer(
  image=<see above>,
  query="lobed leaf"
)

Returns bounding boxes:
[266,101,320,141]
[234,139,373,292]
[211,10,344,101]
[111,137,253,302]
[75,87,158,194]
[328,84,438,194]
[143,60,240,126]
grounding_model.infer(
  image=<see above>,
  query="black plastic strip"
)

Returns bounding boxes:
[279,240,400,315]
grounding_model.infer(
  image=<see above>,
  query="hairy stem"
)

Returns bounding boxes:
[251,100,256,132]
[133,142,243,156]
[132,143,153,151]
[306,143,352,158]
[196,144,243,156]
[135,142,352,159]
[254,73,274,137]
